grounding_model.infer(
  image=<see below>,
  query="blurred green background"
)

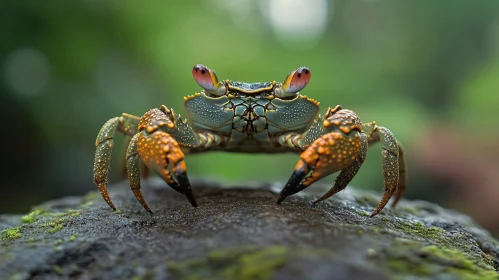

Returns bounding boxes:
[1,0,499,233]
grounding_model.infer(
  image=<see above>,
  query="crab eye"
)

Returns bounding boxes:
[192,64,226,96]
[273,67,311,98]
[282,67,311,93]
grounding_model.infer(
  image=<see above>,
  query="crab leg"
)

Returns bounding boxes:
[120,136,132,178]
[362,122,407,217]
[312,133,368,204]
[363,122,407,212]
[93,113,141,211]
[120,136,150,180]
[126,134,152,213]
[392,141,407,207]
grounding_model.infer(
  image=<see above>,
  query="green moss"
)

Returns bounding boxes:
[21,208,50,224]
[21,215,36,224]
[20,207,81,228]
[358,211,370,217]
[131,271,154,280]
[392,220,498,272]
[387,259,432,276]
[421,246,495,272]
[81,201,94,208]
[69,234,78,242]
[54,265,63,274]
[52,212,67,218]
[1,227,22,241]
[168,246,301,280]
[445,267,499,280]
[3,207,81,242]
[48,224,63,233]
[385,244,498,280]
[42,218,66,234]
[69,210,81,217]
[394,221,446,242]
[404,207,420,215]
[224,246,288,279]
[8,273,26,280]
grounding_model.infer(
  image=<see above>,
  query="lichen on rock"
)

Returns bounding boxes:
[0,178,498,280]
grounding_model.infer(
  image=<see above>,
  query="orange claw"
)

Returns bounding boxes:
[137,130,197,207]
[277,131,361,203]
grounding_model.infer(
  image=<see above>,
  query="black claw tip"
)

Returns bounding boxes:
[175,171,198,207]
[279,169,308,200]
[187,194,198,208]
[276,194,286,205]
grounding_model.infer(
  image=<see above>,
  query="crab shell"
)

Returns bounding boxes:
[183,82,320,152]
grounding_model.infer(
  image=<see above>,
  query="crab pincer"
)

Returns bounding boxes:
[277,108,365,204]
[135,108,198,211]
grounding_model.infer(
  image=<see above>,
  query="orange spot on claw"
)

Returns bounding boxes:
[340,127,351,134]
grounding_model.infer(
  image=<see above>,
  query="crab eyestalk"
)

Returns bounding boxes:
[192,64,227,96]
[273,67,311,98]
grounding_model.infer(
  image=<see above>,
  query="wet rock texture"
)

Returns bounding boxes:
[1,178,498,280]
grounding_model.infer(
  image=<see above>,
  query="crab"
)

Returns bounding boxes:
[93,64,407,217]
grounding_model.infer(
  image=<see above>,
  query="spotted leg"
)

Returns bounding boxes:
[93,113,141,211]
[392,141,407,207]
[126,134,151,213]
[363,122,407,214]
[277,107,363,204]
[120,136,150,180]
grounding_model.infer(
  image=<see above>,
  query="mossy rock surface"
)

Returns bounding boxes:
[1,178,498,280]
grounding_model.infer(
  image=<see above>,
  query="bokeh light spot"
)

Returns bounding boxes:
[261,0,330,50]
[4,47,51,97]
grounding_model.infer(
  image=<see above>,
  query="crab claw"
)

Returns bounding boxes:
[137,129,197,208]
[276,160,310,204]
[173,161,198,207]
[277,131,361,204]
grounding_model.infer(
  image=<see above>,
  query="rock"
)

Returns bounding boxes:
[0,178,498,280]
